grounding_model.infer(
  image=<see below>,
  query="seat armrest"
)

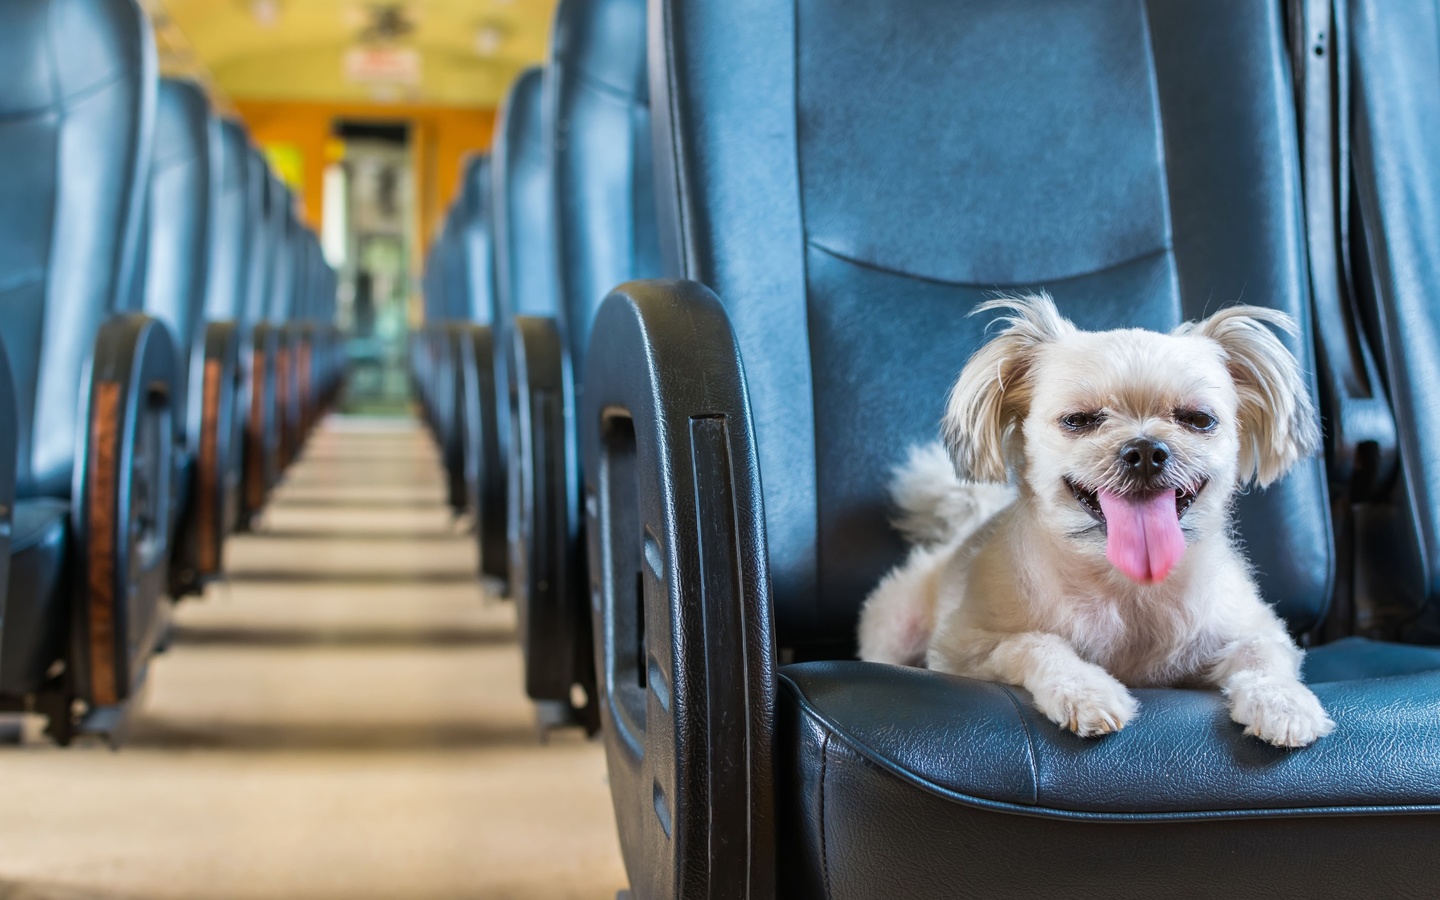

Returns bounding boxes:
[74,312,179,710]
[581,279,776,898]
[170,320,243,596]
[0,340,15,611]
[507,314,595,728]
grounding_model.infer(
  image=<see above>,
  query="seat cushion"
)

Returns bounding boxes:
[778,645,1440,897]
[3,499,70,694]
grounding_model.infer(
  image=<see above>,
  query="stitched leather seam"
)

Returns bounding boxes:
[575,69,640,104]
[778,675,1440,822]
[995,684,1041,806]
[818,728,832,900]
[0,274,45,298]
[806,238,1172,292]
[0,71,131,124]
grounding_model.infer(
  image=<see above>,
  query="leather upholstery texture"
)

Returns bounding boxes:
[208,121,251,322]
[1347,0,1440,639]
[777,642,1440,898]
[493,67,559,327]
[241,155,277,328]
[574,0,1440,894]
[0,0,156,500]
[550,0,660,373]
[266,196,296,325]
[506,0,660,722]
[142,77,216,450]
[460,155,496,325]
[1,500,68,694]
[0,0,163,713]
[652,0,1331,650]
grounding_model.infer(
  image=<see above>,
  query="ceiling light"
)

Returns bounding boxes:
[474,23,506,57]
[251,0,280,28]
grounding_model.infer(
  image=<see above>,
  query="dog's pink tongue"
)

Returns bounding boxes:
[1097,489,1185,584]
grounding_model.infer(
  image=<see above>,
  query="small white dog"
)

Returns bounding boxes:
[858,293,1335,748]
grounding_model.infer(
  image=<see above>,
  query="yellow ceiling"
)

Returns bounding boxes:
[149,0,557,108]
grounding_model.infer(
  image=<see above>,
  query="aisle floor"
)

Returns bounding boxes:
[0,418,627,900]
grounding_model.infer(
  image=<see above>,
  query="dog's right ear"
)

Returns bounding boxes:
[943,293,1071,483]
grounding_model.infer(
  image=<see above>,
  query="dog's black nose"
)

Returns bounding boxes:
[1120,437,1170,480]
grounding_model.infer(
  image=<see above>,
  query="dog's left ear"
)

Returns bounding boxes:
[1179,306,1321,487]
[943,292,1072,482]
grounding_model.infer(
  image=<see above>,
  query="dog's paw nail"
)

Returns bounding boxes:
[1232,681,1334,748]
[1039,676,1137,738]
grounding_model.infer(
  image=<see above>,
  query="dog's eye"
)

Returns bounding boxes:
[1177,410,1217,432]
[1061,412,1105,431]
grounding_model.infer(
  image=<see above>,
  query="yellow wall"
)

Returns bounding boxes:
[233,99,495,254]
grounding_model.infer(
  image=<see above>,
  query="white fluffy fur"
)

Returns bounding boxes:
[857,293,1335,748]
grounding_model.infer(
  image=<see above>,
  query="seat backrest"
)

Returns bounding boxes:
[459,155,496,325]
[653,0,1333,650]
[1347,0,1440,635]
[266,189,296,324]
[207,121,251,322]
[493,67,559,332]
[0,0,155,499]
[424,238,447,326]
[441,201,471,322]
[241,151,276,328]
[548,0,660,373]
[142,78,217,425]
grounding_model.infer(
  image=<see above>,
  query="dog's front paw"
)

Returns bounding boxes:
[1032,672,1138,737]
[1229,679,1335,748]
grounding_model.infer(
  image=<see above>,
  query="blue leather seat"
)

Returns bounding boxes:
[578,0,1440,894]
[208,120,254,539]
[508,0,657,729]
[436,201,472,512]
[0,0,179,743]
[1346,0,1440,644]
[490,67,559,590]
[452,155,505,579]
[141,78,240,597]
[266,196,302,471]
[239,152,281,526]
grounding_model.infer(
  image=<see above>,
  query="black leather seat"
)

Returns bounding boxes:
[0,0,180,744]
[141,78,240,598]
[578,0,1440,895]
[508,0,657,730]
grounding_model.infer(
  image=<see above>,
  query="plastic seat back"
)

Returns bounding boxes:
[652,0,1333,651]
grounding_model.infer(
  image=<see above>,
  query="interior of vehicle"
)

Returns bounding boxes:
[0,0,1437,897]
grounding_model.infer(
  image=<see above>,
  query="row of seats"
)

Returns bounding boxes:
[424,0,1440,895]
[0,0,341,745]
[412,0,652,733]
